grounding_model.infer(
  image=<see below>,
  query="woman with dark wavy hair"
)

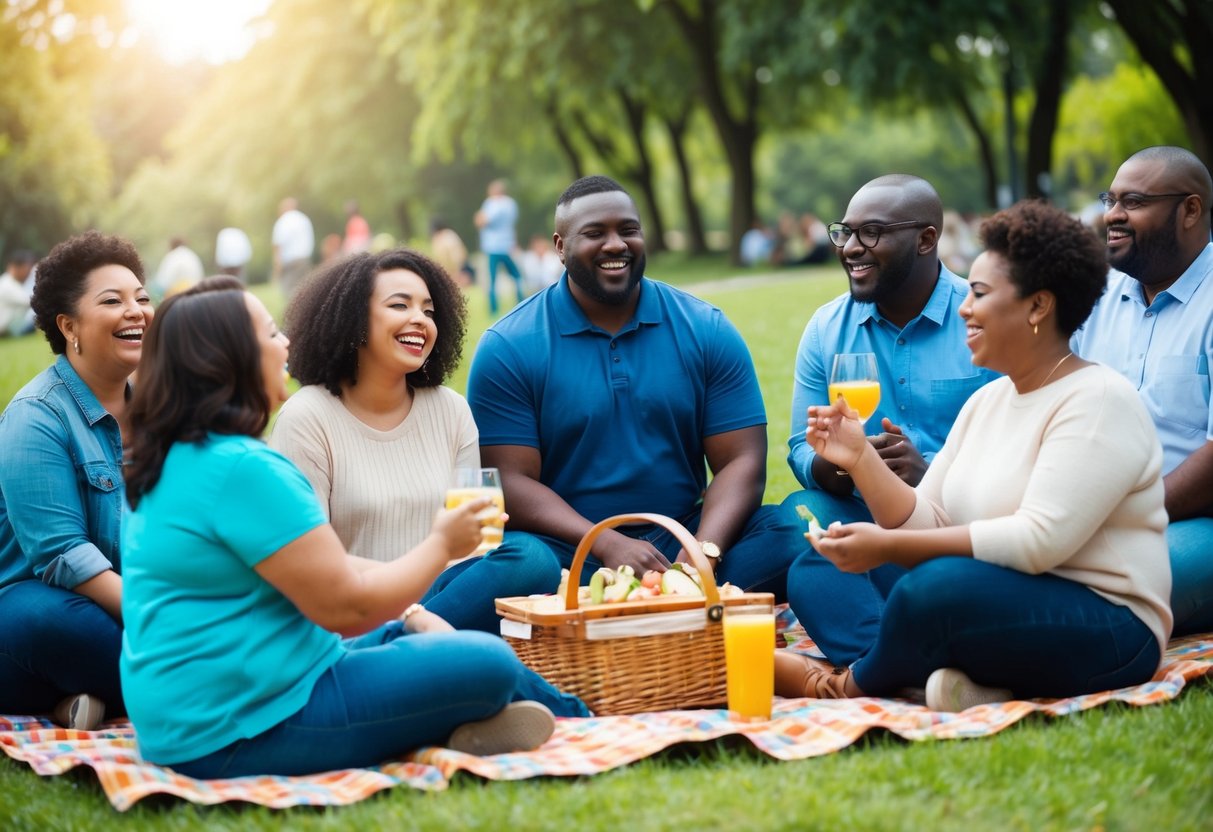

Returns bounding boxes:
[0,231,152,729]
[270,249,558,633]
[120,285,586,779]
[776,200,1172,711]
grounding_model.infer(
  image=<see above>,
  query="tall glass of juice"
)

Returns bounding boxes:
[445,468,506,555]
[828,352,881,426]
[723,605,775,721]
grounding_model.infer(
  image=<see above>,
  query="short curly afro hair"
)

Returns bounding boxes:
[284,248,468,395]
[978,200,1106,336]
[31,231,145,355]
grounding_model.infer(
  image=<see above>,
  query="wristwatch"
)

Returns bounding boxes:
[699,540,722,563]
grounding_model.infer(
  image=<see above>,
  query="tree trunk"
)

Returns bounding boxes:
[1002,56,1021,205]
[548,114,584,180]
[664,108,707,255]
[1104,0,1213,167]
[618,90,667,253]
[1026,0,1071,200]
[952,89,1000,210]
[662,0,756,264]
[394,200,414,242]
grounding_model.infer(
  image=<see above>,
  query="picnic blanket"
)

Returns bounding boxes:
[3,626,1211,812]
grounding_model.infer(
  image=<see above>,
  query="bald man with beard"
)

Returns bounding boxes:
[781,174,999,667]
[1073,146,1213,637]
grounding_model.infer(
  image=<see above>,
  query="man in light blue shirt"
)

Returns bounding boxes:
[1073,146,1213,637]
[475,179,525,316]
[782,175,998,665]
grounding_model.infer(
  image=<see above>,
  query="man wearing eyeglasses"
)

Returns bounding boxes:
[781,174,998,666]
[1073,145,1213,637]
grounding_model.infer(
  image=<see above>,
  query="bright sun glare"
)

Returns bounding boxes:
[125,0,272,65]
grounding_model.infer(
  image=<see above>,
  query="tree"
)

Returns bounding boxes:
[1102,0,1213,166]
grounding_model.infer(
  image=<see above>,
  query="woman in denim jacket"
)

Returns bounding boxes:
[0,232,153,729]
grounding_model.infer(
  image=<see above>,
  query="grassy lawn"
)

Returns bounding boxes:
[1,255,1210,829]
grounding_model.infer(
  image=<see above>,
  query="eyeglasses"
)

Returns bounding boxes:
[827,220,928,248]
[1097,192,1191,211]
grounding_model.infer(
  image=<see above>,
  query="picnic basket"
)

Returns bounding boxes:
[494,513,775,715]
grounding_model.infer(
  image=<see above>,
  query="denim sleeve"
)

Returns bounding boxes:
[0,399,114,589]
[787,317,827,489]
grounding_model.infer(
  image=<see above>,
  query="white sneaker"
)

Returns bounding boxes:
[926,668,1013,712]
[447,701,555,756]
[52,693,106,730]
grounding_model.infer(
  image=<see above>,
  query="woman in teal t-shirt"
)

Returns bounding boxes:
[120,281,586,778]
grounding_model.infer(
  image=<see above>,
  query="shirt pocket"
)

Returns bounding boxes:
[1152,354,1209,433]
[81,460,123,558]
[930,375,989,422]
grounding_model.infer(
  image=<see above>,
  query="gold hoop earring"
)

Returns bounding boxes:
[73,338,81,355]
[1033,323,1038,336]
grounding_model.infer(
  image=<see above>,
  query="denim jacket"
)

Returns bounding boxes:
[0,355,126,589]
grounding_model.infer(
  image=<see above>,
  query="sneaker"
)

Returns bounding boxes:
[52,693,106,730]
[926,668,1013,712]
[447,701,555,756]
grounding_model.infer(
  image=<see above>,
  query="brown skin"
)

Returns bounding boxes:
[1104,154,1213,520]
[483,189,768,575]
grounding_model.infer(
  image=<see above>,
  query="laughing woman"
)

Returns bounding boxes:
[0,232,153,728]
[777,200,1172,710]
[269,249,559,633]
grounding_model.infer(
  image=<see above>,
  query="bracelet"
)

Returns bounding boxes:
[401,603,425,623]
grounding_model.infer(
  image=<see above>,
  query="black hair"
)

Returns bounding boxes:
[556,175,628,208]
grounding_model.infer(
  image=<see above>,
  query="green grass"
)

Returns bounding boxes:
[2,258,1211,829]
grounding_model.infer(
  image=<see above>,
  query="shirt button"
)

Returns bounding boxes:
[897,338,905,345]
[898,378,906,384]
[610,342,617,350]
[900,405,906,411]
[1145,311,1153,318]
[613,356,621,363]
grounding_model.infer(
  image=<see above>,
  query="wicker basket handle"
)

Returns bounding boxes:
[562,513,721,611]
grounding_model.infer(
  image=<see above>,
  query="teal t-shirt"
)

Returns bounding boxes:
[120,434,342,766]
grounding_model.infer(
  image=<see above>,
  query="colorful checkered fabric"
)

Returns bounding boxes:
[3,625,1210,812]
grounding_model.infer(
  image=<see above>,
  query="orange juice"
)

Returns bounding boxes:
[723,612,775,720]
[445,487,506,549]
[828,380,881,423]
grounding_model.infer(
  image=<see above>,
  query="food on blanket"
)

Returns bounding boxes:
[794,504,825,539]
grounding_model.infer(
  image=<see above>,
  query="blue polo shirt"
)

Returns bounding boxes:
[467,276,765,522]
[1073,243,1213,475]
[788,266,999,488]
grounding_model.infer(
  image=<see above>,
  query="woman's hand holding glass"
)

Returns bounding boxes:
[806,396,871,473]
[432,498,501,561]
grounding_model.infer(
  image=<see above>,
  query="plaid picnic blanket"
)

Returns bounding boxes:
[3,624,1211,811]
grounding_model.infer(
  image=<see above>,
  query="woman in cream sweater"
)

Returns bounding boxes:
[776,200,1171,711]
[270,249,559,633]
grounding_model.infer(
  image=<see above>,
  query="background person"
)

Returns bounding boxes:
[270,249,560,633]
[150,236,204,301]
[121,285,585,780]
[0,249,38,337]
[776,201,1171,711]
[474,179,524,316]
[215,227,252,281]
[272,197,315,300]
[0,231,153,729]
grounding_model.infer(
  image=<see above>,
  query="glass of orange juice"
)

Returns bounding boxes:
[723,605,775,721]
[828,352,881,426]
[445,468,505,555]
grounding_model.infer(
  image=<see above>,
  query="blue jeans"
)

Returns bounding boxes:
[486,253,523,315]
[494,504,801,601]
[849,558,1161,699]
[1170,517,1213,636]
[782,488,906,666]
[0,580,124,714]
[171,622,589,779]
[421,543,561,633]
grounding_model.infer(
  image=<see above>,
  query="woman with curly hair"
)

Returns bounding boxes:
[269,249,559,633]
[776,200,1172,710]
[0,231,153,729]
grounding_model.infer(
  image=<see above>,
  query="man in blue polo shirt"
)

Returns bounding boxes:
[467,175,800,597]
[781,174,998,666]
[1073,146,1213,637]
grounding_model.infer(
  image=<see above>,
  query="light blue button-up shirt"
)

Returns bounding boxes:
[788,266,999,488]
[0,355,126,589]
[1073,243,1213,475]
[478,195,519,255]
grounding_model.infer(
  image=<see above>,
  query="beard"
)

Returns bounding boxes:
[565,252,646,306]
[1108,210,1180,284]
[849,243,916,305]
